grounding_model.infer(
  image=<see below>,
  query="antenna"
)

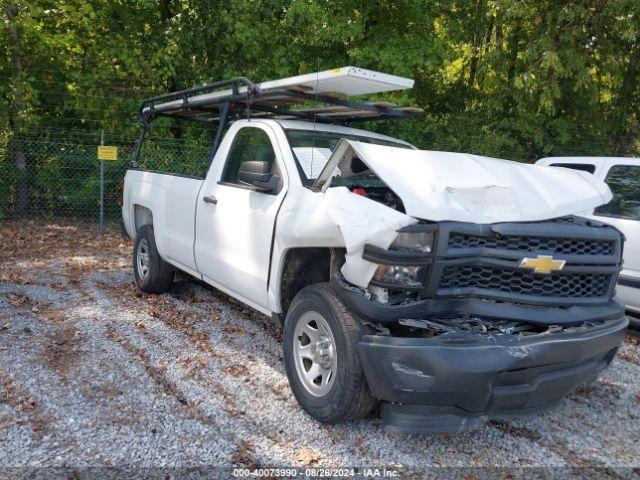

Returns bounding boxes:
[311,60,319,179]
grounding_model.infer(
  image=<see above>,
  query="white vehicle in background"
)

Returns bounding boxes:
[122,68,628,434]
[536,157,640,325]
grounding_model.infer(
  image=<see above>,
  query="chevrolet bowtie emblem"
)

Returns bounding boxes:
[519,255,566,274]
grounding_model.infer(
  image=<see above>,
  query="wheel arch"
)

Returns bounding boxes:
[133,204,153,235]
[277,247,345,317]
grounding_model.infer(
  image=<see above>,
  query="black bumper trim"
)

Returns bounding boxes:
[618,274,640,289]
[333,279,625,327]
[381,402,562,434]
[359,315,628,433]
[363,244,432,266]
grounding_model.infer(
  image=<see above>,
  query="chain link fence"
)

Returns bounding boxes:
[0,125,216,229]
[0,130,133,226]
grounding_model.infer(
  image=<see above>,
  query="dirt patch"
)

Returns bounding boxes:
[572,381,624,405]
[103,324,235,434]
[104,325,187,405]
[490,419,593,468]
[1,292,45,313]
[230,440,261,468]
[618,348,640,366]
[0,219,128,263]
[42,325,83,374]
[0,373,52,438]
[624,335,639,346]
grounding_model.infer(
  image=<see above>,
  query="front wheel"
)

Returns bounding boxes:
[133,224,174,294]
[283,283,377,424]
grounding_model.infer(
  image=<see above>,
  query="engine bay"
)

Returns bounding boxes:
[330,156,406,212]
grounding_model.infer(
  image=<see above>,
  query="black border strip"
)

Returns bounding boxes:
[618,274,640,289]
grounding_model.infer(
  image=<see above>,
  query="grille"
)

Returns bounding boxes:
[448,232,614,256]
[439,265,610,298]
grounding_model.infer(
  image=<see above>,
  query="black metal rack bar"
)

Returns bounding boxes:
[139,76,419,124]
[134,74,421,167]
[139,77,256,118]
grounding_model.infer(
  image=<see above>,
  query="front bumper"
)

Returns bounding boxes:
[357,314,627,434]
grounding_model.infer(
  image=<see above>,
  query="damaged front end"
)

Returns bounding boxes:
[331,216,628,433]
[288,138,628,433]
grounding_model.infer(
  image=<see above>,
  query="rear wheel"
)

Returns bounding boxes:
[133,225,174,293]
[283,283,377,424]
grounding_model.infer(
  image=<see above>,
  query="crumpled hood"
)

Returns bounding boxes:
[316,140,613,223]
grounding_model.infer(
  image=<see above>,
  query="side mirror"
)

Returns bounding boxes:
[238,161,280,192]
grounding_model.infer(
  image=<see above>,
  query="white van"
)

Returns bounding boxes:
[536,157,640,324]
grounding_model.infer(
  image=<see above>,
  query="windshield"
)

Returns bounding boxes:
[285,128,412,185]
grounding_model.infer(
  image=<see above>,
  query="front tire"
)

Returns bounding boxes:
[133,225,174,294]
[283,283,377,424]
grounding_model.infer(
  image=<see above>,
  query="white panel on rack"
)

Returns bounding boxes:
[144,67,414,114]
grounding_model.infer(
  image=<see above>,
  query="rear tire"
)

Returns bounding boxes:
[283,283,377,424]
[133,225,174,294]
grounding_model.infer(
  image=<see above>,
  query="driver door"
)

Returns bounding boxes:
[194,124,287,312]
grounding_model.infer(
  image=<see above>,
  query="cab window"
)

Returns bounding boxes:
[221,127,279,185]
[594,165,640,220]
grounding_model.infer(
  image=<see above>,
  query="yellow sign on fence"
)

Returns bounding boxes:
[97,145,118,161]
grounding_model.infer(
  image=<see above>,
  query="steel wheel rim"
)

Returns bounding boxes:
[136,238,150,279]
[293,310,337,397]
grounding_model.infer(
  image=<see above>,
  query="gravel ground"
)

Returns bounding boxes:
[0,220,639,475]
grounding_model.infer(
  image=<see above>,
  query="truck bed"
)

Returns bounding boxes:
[122,169,203,275]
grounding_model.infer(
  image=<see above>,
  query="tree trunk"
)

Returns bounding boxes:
[507,29,520,85]
[475,14,495,90]
[159,0,182,139]
[614,44,639,155]
[6,4,28,214]
[467,0,486,89]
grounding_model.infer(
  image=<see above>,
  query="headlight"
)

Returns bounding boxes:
[390,231,434,253]
[370,230,433,287]
[373,264,425,287]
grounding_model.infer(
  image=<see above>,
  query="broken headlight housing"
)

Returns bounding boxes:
[373,264,425,288]
[372,231,433,287]
[389,231,434,253]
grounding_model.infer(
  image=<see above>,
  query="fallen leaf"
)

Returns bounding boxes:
[296,447,319,465]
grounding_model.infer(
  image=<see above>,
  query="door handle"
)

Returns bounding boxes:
[203,195,218,205]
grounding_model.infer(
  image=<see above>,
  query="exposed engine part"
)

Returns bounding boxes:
[399,317,548,336]
[397,317,601,339]
[330,165,405,213]
[347,185,404,212]
[361,320,391,336]
[334,272,611,339]
[369,286,389,304]
[335,272,421,306]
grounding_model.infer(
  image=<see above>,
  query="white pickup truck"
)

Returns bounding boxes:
[122,68,628,433]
